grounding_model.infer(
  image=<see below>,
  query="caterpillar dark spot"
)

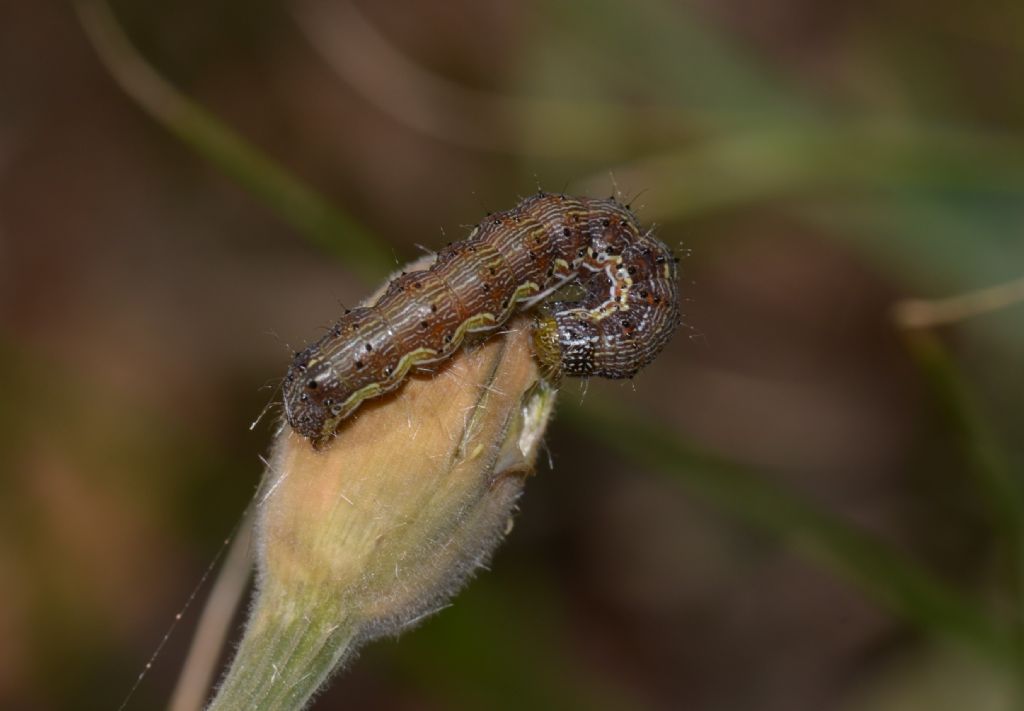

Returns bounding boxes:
[284,193,681,444]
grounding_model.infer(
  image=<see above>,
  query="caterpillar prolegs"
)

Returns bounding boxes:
[283,193,681,444]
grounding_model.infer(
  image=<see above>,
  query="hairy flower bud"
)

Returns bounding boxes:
[207,302,556,710]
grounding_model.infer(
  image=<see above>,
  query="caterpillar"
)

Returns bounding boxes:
[283,192,680,444]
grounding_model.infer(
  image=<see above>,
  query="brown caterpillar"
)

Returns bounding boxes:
[283,192,680,444]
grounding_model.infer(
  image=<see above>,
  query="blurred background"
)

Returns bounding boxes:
[3,0,1024,708]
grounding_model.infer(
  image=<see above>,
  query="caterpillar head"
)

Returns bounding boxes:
[283,348,337,441]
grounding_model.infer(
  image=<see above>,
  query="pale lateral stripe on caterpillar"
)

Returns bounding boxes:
[283,192,680,445]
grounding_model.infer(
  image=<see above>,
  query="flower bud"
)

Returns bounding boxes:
[208,310,556,710]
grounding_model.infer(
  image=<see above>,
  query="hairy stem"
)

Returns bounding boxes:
[207,585,357,711]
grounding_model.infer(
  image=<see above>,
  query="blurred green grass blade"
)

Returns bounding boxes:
[902,331,1024,656]
[561,397,1016,667]
[580,122,1024,229]
[535,0,809,114]
[75,0,393,279]
[903,334,1020,521]
[801,196,1024,290]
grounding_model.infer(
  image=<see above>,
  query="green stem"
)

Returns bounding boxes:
[207,585,358,711]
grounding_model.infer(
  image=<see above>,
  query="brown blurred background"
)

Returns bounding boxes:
[3,0,1024,709]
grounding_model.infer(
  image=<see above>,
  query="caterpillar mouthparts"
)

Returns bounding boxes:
[283,192,681,444]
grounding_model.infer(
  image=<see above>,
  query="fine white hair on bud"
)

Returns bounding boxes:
[207,307,557,711]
